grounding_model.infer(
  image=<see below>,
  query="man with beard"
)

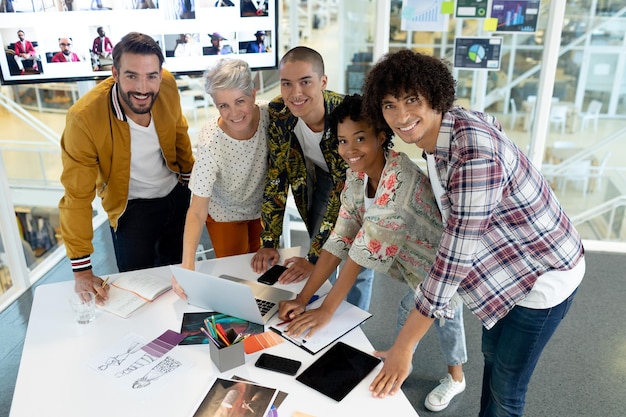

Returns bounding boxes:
[51,37,81,62]
[13,29,40,74]
[59,32,194,303]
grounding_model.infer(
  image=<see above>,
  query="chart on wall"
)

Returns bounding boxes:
[0,0,278,85]
[400,0,449,32]
[490,0,540,32]
[454,37,503,70]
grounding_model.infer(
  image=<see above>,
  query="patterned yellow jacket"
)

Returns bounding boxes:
[261,90,347,263]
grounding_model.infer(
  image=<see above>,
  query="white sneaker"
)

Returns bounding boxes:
[424,373,466,412]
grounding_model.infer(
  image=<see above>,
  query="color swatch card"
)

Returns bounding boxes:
[141,329,186,358]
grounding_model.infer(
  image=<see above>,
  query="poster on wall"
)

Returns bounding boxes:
[490,0,540,32]
[456,0,489,18]
[0,0,278,85]
[454,37,503,70]
[401,0,449,32]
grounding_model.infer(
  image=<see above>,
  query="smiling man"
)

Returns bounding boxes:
[250,46,374,311]
[362,49,584,417]
[59,32,194,303]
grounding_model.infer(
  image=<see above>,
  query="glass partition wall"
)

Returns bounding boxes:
[382,0,626,251]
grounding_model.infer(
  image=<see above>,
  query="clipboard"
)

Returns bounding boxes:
[268,296,372,355]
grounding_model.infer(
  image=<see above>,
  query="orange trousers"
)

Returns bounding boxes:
[205,215,262,258]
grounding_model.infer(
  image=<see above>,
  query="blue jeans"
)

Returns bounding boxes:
[110,182,190,272]
[479,289,578,417]
[398,289,467,366]
[308,164,373,311]
[329,265,374,311]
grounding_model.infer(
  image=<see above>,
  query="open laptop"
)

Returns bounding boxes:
[170,266,296,325]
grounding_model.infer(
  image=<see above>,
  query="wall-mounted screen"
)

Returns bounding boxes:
[454,37,503,70]
[0,0,278,86]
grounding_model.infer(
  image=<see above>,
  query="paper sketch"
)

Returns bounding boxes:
[98,341,142,371]
[87,332,189,393]
[115,352,157,378]
[132,356,182,389]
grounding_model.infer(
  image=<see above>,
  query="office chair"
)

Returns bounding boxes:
[549,105,568,135]
[580,100,602,132]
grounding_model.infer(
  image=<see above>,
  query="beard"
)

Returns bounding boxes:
[118,85,159,115]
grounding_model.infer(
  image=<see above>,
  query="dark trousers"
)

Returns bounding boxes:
[479,289,578,417]
[110,182,190,272]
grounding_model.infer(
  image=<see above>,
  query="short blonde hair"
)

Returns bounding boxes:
[204,59,255,99]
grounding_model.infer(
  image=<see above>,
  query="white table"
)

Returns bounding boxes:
[10,247,418,417]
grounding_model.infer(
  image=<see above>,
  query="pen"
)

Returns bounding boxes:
[95,277,110,297]
[215,323,230,344]
[200,327,222,348]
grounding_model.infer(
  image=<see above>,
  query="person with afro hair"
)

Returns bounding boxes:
[363,49,584,417]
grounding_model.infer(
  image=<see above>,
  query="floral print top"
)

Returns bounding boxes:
[323,151,443,289]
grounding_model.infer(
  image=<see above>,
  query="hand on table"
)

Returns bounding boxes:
[277,256,314,284]
[278,298,306,321]
[74,269,108,305]
[284,307,333,338]
[171,276,187,300]
[251,248,280,273]
[369,346,413,398]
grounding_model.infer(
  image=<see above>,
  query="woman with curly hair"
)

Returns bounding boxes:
[363,49,584,417]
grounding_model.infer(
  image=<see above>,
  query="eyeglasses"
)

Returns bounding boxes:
[59,43,72,47]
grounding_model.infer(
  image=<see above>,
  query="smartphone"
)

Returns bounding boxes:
[257,264,287,285]
[255,353,302,376]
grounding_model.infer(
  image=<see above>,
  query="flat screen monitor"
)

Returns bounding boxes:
[0,0,278,85]
[454,36,503,70]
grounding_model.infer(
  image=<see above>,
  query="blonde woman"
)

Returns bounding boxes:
[177,59,269,286]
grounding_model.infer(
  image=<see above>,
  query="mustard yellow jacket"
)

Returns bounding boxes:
[58,69,194,265]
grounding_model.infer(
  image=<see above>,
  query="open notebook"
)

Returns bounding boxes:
[99,271,172,318]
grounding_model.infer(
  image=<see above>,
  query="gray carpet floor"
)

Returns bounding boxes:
[363,250,626,416]
[1,223,625,416]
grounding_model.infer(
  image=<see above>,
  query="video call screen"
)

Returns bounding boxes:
[0,0,278,85]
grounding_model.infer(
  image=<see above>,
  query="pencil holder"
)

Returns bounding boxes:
[209,341,245,372]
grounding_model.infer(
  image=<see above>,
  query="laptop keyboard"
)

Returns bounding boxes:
[255,298,276,315]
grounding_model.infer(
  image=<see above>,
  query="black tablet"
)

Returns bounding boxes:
[296,341,382,401]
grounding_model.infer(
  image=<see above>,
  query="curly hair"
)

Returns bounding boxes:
[362,49,456,132]
[329,94,394,152]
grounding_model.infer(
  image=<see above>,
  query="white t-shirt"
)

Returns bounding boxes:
[127,116,178,199]
[426,153,449,224]
[294,117,329,172]
[189,101,269,222]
